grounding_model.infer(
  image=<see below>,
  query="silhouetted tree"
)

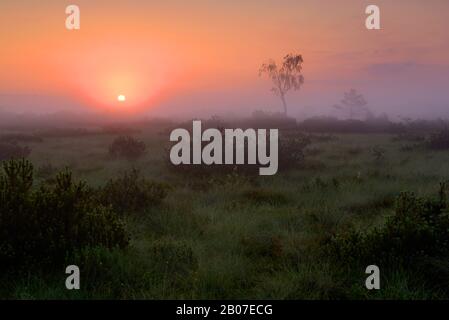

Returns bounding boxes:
[333,89,368,119]
[259,53,305,115]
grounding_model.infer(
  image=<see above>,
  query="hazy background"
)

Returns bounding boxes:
[1,0,449,120]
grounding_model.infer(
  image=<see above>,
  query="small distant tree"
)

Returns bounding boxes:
[259,53,305,115]
[334,89,368,120]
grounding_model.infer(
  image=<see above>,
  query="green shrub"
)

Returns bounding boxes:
[0,159,129,272]
[278,135,310,171]
[108,135,146,160]
[99,168,168,214]
[329,185,449,267]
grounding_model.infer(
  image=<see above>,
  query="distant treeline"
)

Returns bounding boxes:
[299,116,402,134]
[299,116,449,134]
[171,111,449,135]
[2,110,449,135]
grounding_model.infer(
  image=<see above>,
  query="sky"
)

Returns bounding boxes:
[1,0,449,120]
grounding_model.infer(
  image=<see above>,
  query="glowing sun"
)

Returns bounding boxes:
[117,94,126,102]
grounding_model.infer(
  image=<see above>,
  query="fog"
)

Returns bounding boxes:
[2,0,449,125]
[2,63,449,125]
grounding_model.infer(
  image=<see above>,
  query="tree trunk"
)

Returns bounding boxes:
[280,94,288,115]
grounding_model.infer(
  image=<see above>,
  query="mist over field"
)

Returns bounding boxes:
[2,0,449,121]
[2,59,449,121]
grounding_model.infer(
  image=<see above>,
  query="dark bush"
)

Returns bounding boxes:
[278,135,310,171]
[109,135,147,160]
[428,128,449,150]
[0,159,129,272]
[329,184,449,267]
[98,168,168,214]
[0,143,31,161]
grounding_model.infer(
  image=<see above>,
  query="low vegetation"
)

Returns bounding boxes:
[0,159,128,273]
[2,117,449,299]
[329,185,449,296]
[98,168,169,214]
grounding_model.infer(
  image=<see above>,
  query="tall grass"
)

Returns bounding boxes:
[2,124,449,299]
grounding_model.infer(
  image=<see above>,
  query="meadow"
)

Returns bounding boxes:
[1,117,449,299]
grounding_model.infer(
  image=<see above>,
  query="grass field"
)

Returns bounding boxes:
[2,123,449,299]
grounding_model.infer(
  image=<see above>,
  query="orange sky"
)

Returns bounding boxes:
[1,0,449,117]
